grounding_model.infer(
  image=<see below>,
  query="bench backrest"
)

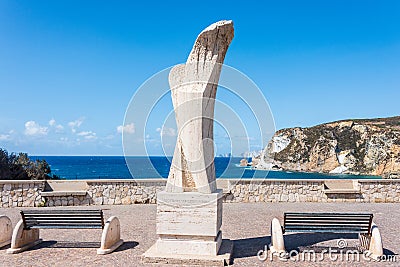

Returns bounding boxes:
[21,210,104,229]
[283,212,373,234]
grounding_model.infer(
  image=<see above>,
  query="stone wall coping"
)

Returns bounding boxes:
[358,179,399,183]
[41,191,87,197]
[0,180,45,184]
[323,189,360,194]
[85,178,166,183]
[0,178,397,186]
[227,178,325,183]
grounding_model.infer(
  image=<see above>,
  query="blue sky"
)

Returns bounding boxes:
[0,0,399,155]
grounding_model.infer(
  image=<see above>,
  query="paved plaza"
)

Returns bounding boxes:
[0,202,398,266]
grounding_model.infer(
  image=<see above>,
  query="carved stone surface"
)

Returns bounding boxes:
[0,215,12,248]
[166,20,234,194]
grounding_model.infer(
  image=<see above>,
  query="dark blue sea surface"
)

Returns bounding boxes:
[31,156,380,180]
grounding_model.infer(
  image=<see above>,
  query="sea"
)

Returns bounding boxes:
[31,156,380,180]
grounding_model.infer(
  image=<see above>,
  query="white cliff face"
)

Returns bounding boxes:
[272,135,291,153]
[258,116,400,177]
[329,165,348,174]
[329,150,354,174]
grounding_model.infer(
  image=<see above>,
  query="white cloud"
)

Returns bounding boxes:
[156,127,177,137]
[0,134,10,141]
[48,119,64,133]
[68,117,84,133]
[77,131,92,136]
[104,135,115,140]
[55,124,64,133]
[117,123,135,134]
[77,131,97,140]
[49,119,56,126]
[24,121,48,136]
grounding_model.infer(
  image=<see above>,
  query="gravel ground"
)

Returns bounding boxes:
[0,203,398,267]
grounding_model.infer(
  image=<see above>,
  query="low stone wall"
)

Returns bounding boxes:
[0,181,46,208]
[42,180,166,207]
[224,179,326,203]
[224,179,400,203]
[0,179,400,207]
[359,180,400,203]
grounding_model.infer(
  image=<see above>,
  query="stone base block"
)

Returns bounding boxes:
[0,215,12,248]
[143,190,230,265]
[97,216,123,255]
[143,239,233,266]
[7,219,41,254]
[156,190,223,237]
[156,231,222,256]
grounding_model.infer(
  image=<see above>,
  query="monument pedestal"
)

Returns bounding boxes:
[143,189,233,266]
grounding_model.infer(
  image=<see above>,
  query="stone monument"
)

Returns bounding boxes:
[143,20,234,265]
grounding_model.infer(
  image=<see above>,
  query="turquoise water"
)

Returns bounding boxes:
[32,156,380,180]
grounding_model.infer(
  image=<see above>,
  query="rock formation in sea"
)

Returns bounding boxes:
[257,116,400,177]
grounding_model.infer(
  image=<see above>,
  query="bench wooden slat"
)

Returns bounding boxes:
[21,209,105,230]
[285,229,369,233]
[29,225,103,229]
[285,225,370,229]
[25,215,100,220]
[23,210,102,214]
[26,222,101,227]
[26,222,103,225]
[285,218,371,222]
[285,223,371,226]
[285,212,372,217]
[283,212,373,234]
[24,217,103,220]
[25,218,101,224]
[23,214,102,217]
[286,216,369,221]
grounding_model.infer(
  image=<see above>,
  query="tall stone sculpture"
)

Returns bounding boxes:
[166,20,234,194]
[144,20,234,265]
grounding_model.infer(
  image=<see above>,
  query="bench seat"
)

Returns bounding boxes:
[7,209,123,255]
[21,209,104,229]
[270,212,383,260]
[283,212,373,234]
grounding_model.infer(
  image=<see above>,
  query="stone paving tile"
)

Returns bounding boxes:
[0,203,398,266]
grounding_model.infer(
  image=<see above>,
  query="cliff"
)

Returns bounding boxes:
[257,116,400,177]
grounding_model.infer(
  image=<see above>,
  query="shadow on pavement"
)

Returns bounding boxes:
[232,232,396,261]
[28,240,139,252]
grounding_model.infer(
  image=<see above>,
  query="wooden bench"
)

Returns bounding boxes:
[270,212,383,260]
[7,209,123,255]
[283,212,373,234]
[21,210,104,229]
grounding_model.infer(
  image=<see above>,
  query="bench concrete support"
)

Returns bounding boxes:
[269,218,286,256]
[97,216,123,255]
[0,215,12,248]
[367,222,384,260]
[6,219,42,254]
